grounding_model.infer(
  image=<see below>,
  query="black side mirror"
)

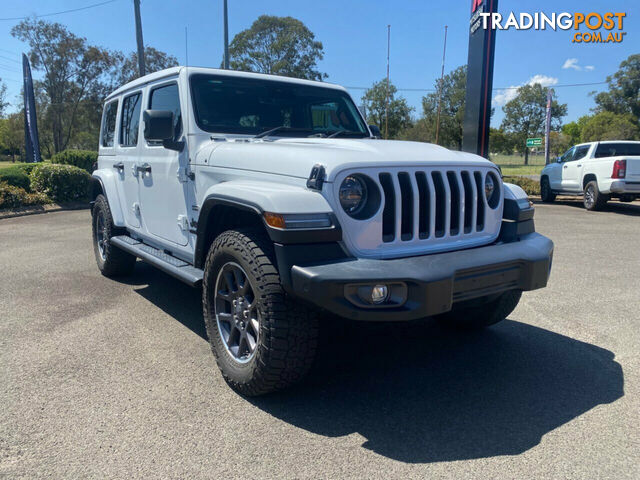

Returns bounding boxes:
[143,110,184,151]
[368,125,382,139]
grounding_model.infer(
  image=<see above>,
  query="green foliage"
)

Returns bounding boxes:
[0,114,24,160]
[581,111,640,142]
[421,66,467,149]
[362,79,413,139]
[489,128,516,155]
[116,46,178,85]
[0,183,50,209]
[400,118,435,143]
[51,149,98,173]
[228,15,326,81]
[0,167,31,191]
[594,54,640,121]
[502,176,540,196]
[29,163,91,202]
[0,80,7,117]
[500,83,567,164]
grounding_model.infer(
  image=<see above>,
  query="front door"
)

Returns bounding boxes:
[561,145,589,192]
[114,91,143,228]
[548,147,573,190]
[137,82,191,247]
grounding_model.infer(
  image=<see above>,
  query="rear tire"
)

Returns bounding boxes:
[92,195,136,277]
[583,180,608,211]
[202,228,318,396]
[436,290,522,329]
[540,177,556,203]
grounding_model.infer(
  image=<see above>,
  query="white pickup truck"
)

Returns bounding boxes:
[540,141,640,210]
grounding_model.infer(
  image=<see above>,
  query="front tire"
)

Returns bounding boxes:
[540,177,556,203]
[436,290,522,329]
[202,229,318,396]
[583,180,608,211]
[92,195,136,277]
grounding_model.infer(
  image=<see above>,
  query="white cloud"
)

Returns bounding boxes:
[562,58,595,71]
[563,58,580,70]
[493,75,559,106]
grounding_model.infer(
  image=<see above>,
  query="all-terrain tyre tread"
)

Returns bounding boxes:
[540,177,556,203]
[202,228,318,396]
[92,195,136,277]
[584,180,608,211]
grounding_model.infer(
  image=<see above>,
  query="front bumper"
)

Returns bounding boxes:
[288,233,553,321]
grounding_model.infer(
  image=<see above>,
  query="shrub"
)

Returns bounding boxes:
[503,176,540,196]
[30,163,91,203]
[51,149,98,173]
[0,183,50,209]
[0,167,31,191]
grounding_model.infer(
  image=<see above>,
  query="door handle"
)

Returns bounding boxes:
[577,164,582,167]
[136,163,152,174]
[112,162,124,171]
[563,165,568,169]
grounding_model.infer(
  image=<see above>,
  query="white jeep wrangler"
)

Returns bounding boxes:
[91,67,553,395]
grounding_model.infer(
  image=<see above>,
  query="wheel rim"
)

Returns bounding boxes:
[214,262,260,363]
[585,185,595,208]
[95,211,107,261]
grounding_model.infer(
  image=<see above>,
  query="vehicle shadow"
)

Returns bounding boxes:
[534,198,640,217]
[121,262,207,339]
[251,317,624,463]
[121,263,624,464]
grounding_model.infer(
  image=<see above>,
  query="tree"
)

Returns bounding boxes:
[362,79,413,139]
[0,113,25,161]
[489,128,515,155]
[0,80,8,117]
[500,83,567,164]
[11,19,119,153]
[116,46,178,85]
[421,66,467,149]
[228,15,326,81]
[400,118,434,143]
[594,54,640,120]
[580,111,640,142]
[548,131,571,157]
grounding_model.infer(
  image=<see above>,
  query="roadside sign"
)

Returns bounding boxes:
[526,138,543,147]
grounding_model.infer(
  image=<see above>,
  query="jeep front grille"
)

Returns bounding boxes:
[379,169,487,242]
[331,166,503,259]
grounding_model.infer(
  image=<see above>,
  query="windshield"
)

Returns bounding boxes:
[594,142,640,158]
[190,74,369,137]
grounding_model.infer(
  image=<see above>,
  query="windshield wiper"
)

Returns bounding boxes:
[326,130,367,138]
[254,126,313,139]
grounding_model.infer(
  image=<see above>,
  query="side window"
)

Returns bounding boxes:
[149,83,182,143]
[573,145,590,161]
[560,147,574,163]
[100,100,118,147]
[120,92,142,147]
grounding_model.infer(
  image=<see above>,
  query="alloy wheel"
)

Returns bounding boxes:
[214,262,260,363]
[95,211,107,261]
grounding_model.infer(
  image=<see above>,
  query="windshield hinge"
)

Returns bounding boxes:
[177,166,194,183]
[307,164,326,190]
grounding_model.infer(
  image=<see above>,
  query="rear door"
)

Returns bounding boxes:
[562,145,590,192]
[137,81,191,246]
[114,91,143,228]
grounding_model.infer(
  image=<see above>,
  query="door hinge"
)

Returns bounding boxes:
[177,215,189,231]
[177,166,195,183]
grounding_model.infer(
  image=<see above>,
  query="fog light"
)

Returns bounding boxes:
[371,284,389,304]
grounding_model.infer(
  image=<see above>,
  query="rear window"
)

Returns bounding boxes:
[594,143,640,158]
[100,100,118,147]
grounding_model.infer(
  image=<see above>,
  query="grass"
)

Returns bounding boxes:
[0,161,29,170]
[490,154,547,176]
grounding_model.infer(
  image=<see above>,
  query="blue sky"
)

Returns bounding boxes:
[1,0,638,125]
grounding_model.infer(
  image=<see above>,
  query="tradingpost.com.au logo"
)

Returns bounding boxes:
[475,10,627,44]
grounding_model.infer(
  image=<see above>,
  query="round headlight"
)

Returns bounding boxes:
[339,175,367,216]
[484,174,495,201]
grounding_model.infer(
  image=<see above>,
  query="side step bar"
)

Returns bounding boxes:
[110,235,204,287]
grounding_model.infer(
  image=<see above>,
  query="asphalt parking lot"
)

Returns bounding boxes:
[1,200,639,479]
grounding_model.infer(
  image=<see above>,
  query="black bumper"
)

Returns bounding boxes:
[285,233,553,321]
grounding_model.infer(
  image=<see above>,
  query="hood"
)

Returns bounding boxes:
[201,138,496,182]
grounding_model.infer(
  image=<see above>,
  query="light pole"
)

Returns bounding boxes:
[133,0,146,77]
[223,0,230,69]
[385,25,390,140]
